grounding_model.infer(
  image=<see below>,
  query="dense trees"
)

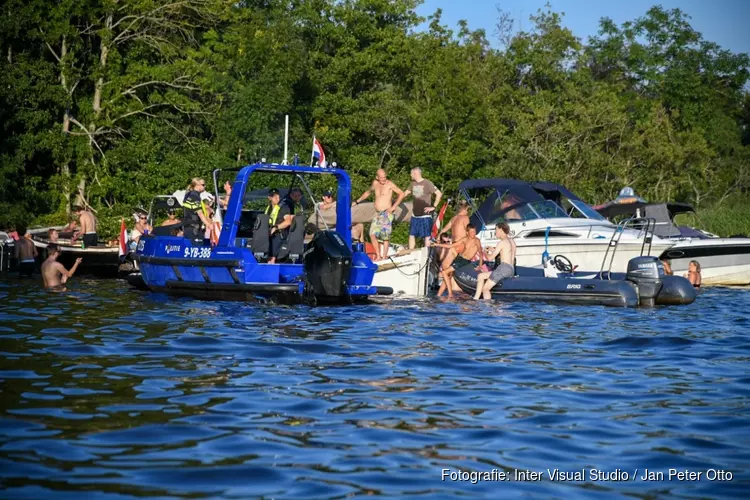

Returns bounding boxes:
[1,2,748,235]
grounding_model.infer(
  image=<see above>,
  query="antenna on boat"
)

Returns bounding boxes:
[282,115,289,165]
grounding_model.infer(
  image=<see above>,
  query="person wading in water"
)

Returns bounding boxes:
[41,244,82,290]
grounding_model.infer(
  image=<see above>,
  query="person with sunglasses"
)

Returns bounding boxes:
[130,210,153,247]
[183,178,213,243]
[160,209,181,226]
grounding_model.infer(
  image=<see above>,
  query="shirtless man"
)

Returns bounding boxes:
[15,227,38,277]
[41,244,82,289]
[438,200,470,242]
[73,205,98,247]
[161,210,181,226]
[434,224,483,298]
[352,169,405,261]
[474,222,516,300]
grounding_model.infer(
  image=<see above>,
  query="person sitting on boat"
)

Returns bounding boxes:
[352,169,405,261]
[47,228,59,243]
[403,167,442,250]
[473,222,516,300]
[499,193,524,221]
[182,178,214,243]
[312,191,365,243]
[685,260,702,288]
[283,187,304,215]
[161,209,181,226]
[73,205,99,247]
[41,243,82,290]
[266,188,292,264]
[435,224,483,298]
[130,210,152,245]
[14,227,38,278]
[170,227,184,237]
[435,234,452,266]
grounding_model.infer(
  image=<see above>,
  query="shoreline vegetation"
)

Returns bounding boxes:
[2,1,748,240]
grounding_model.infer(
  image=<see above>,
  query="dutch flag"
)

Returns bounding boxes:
[118,218,128,260]
[312,137,326,168]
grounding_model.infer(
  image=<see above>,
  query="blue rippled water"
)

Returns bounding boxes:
[1,276,749,498]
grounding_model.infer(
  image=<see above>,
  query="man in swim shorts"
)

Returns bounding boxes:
[434,224,483,298]
[403,167,442,249]
[352,169,405,261]
[474,222,516,300]
[15,227,38,277]
[73,205,99,247]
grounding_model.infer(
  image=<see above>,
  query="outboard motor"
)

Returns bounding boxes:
[303,230,352,301]
[626,256,664,306]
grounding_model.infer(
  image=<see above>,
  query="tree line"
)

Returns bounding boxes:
[1,1,748,236]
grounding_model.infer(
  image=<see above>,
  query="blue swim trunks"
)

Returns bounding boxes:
[409,215,432,238]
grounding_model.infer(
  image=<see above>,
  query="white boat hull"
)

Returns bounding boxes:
[371,247,431,296]
[662,239,750,286]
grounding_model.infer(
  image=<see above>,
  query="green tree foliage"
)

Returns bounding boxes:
[1,1,748,235]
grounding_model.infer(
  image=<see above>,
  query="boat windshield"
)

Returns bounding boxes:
[566,199,607,221]
[469,187,568,226]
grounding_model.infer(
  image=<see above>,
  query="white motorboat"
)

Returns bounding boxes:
[459,179,675,273]
[595,199,750,286]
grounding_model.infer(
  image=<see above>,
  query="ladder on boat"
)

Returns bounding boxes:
[599,217,656,279]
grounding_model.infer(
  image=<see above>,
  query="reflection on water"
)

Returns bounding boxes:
[1,277,749,498]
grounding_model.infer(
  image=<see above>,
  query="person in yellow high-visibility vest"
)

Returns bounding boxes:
[266,188,292,263]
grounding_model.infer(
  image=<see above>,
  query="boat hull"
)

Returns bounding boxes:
[372,247,431,296]
[452,264,696,307]
[480,237,673,274]
[661,239,750,286]
[30,230,120,277]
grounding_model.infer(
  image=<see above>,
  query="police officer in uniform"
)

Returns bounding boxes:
[266,188,291,263]
[183,178,213,243]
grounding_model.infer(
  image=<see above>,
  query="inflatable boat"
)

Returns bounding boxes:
[133,163,392,304]
[452,256,696,307]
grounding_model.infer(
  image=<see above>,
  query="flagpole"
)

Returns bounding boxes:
[310,135,315,166]
[282,115,289,165]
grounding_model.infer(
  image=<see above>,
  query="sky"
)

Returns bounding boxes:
[416,0,750,56]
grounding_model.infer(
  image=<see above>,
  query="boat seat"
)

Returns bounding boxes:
[277,214,306,263]
[151,224,182,237]
[237,210,264,238]
[250,214,270,261]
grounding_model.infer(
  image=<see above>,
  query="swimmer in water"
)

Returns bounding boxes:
[41,243,82,290]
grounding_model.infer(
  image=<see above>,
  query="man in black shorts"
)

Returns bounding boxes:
[15,227,38,277]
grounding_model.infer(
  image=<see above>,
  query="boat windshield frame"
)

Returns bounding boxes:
[218,163,353,247]
[567,199,607,221]
[462,186,569,229]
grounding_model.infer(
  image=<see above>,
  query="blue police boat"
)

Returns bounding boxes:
[133,163,392,304]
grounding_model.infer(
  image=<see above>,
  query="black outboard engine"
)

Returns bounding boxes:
[303,230,352,302]
[626,256,664,306]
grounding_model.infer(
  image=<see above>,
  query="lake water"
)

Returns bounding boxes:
[1,277,749,498]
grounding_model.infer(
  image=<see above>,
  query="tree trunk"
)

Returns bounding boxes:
[60,36,71,215]
[93,23,110,120]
